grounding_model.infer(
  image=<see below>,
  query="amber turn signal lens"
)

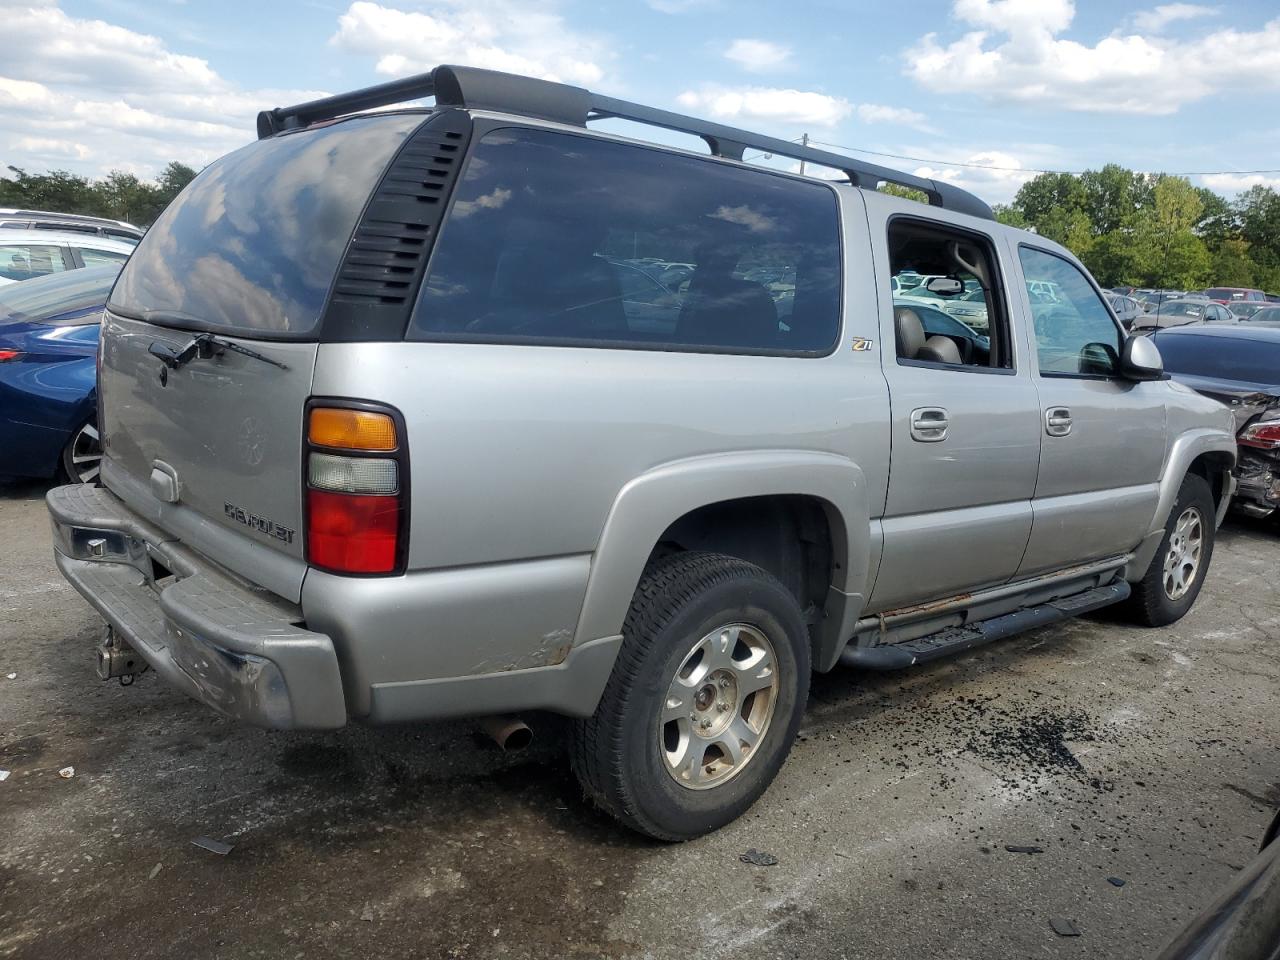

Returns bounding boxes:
[308,408,397,451]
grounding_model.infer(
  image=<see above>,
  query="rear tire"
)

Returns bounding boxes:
[1125,472,1215,626]
[570,552,810,841]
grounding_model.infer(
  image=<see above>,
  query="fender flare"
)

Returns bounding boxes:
[572,450,872,661]
[1128,428,1237,577]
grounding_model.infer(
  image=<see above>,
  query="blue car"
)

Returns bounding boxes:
[0,264,120,483]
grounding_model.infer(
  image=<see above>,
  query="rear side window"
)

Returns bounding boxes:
[409,127,842,355]
[108,113,424,339]
[77,247,129,267]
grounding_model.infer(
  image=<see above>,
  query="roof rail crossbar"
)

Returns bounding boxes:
[257,65,994,220]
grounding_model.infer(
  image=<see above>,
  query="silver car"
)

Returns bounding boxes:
[47,65,1237,840]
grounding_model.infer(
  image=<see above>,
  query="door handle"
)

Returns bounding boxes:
[910,406,949,442]
[1045,406,1073,437]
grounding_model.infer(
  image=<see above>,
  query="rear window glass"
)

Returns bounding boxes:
[408,127,842,355]
[108,113,424,339]
[0,264,119,325]
[1156,333,1280,386]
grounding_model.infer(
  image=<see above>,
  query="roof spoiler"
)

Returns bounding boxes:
[256,65,994,221]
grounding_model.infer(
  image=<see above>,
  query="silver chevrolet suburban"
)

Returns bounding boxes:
[48,66,1238,841]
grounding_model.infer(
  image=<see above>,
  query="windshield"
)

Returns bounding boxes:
[0,264,120,325]
[108,113,423,339]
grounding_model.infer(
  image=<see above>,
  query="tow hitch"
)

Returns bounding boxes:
[96,628,149,685]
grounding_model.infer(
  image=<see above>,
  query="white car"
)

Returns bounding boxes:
[0,230,133,286]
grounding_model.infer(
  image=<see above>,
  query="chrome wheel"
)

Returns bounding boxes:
[660,622,779,790]
[1163,506,1204,601]
[64,421,102,483]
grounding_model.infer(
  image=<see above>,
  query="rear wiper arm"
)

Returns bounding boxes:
[148,333,288,371]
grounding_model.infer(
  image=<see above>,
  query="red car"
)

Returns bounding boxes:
[1204,286,1266,304]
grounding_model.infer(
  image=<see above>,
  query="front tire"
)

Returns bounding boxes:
[570,552,810,841]
[1125,472,1215,626]
[59,419,102,484]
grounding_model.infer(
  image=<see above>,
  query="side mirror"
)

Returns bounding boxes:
[1120,334,1164,381]
[925,276,964,296]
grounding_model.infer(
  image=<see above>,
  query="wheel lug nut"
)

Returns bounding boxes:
[717,702,729,712]
[719,677,730,688]
[700,719,712,729]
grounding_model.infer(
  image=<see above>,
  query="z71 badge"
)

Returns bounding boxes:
[851,337,874,352]
[224,502,295,544]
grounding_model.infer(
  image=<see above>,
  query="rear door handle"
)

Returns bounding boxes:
[1045,406,1073,437]
[910,406,949,442]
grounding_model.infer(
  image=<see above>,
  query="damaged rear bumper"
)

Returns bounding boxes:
[47,483,346,729]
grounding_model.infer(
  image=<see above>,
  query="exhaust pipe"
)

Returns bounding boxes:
[478,715,533,752]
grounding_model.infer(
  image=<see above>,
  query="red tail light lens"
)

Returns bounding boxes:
[304,402,407,575]
[1240,420,1280,449]
[0,349,23,362]
[307,490,400,573]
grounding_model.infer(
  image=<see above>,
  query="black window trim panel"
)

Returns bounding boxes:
[406,118,846,360]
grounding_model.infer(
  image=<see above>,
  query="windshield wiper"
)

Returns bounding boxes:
[148,333,288,371]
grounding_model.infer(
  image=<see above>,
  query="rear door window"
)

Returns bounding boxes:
[0,244,69,281]
[409,127,842,355]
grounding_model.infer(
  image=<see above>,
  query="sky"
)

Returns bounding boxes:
[1,0,1279,205]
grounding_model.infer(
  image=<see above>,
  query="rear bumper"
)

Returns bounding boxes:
[47,484,346,729]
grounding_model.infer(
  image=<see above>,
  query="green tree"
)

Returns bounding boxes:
[1011,171,1087,225]
[1208,237,1256,287]
[0,167,96,214]
[1079,163,1140,235]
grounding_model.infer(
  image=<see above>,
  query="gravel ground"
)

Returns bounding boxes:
[1,479,1277,960]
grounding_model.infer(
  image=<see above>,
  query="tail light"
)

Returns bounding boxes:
[1240,419,1280,450]
[0,349,23,362]
[305,402,408,575]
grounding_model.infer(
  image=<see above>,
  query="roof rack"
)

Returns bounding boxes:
[257,65,994,221]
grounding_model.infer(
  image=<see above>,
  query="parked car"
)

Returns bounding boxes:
[46,65,1237,841]
[0,264,119,483]
[0,209,143,245]
[1150,324,1280,519]
[1107,293,1144,329]
[1134,298,1234,329]
[1156,807,1280,959]
[1204,286,1266,304]
[1228,301,1272,321]
[1240,305,1280,324]
[0,230,133,286]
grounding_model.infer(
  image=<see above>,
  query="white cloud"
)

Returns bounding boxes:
[676,85,853,127]
[1133,3,1218,32]
[855,104,935,133]
[724,38,792,72]
[1198,172,1280,193]
[910,151,1039,203]
[675,85,935,134]
[0,2,324,179]
[906,2,1280,115]
[329,1,610,87]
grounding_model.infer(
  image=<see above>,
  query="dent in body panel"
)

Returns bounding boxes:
[300,554,591,717]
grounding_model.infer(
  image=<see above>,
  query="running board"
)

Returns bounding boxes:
[837,581,1130,670]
